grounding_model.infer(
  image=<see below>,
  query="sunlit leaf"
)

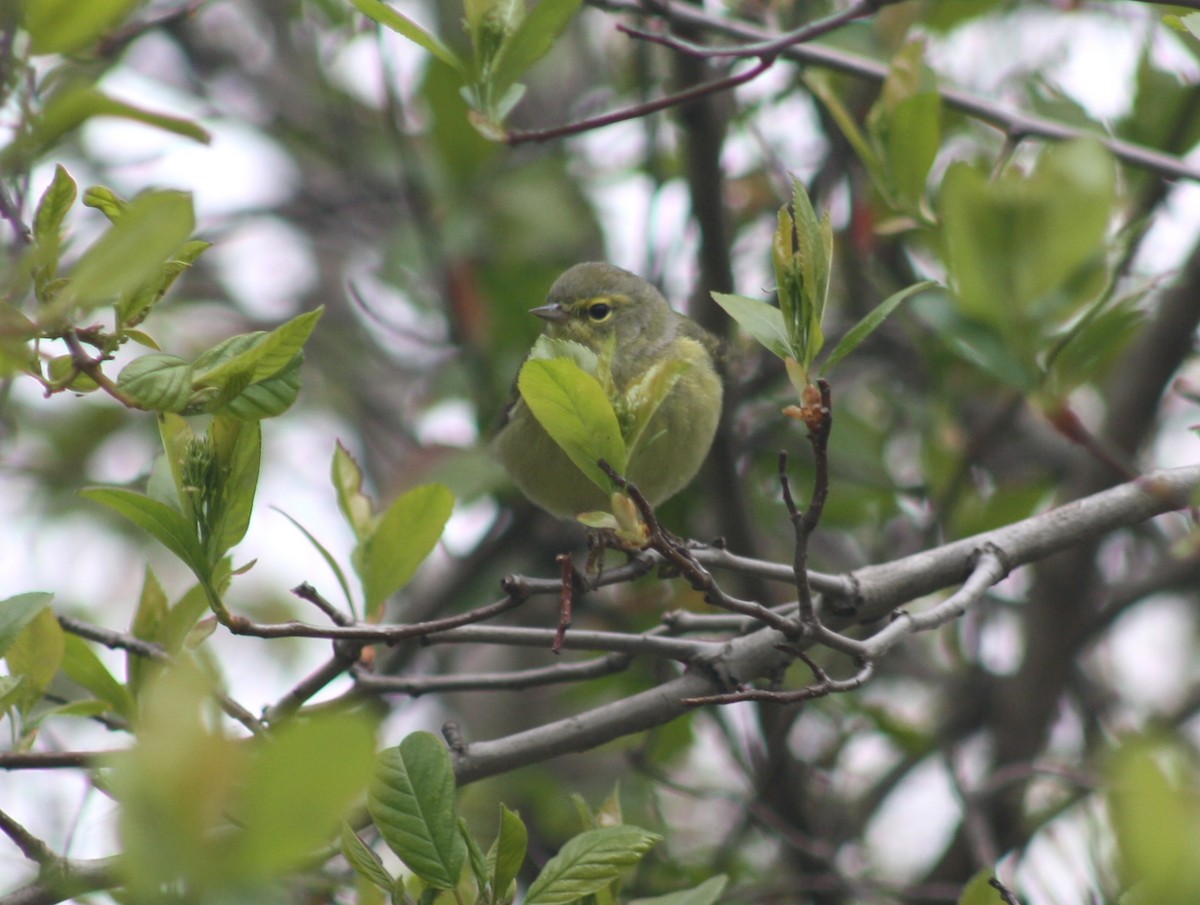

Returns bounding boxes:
[489,0,582,98]
[360,482,454,614]
[711,293,790,360]
[234,711,378,876]
[524,826,661,905]
[80,487,208,577]
[518,357,626,492]
[68,190,196,309]
[628,875,729,905]
[0,593,55,659]
[24,0,140,54]
[368,732,466,890]
[118,353,193,412]
[349,0,465,73]
[820,280,934,376]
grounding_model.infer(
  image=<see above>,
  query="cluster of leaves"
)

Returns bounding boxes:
[714,181,930,420]
[350,0,582,138]
[352,731,724,905]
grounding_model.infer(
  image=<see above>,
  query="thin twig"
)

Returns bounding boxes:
[505,56,774,145]
[590,0,1200,183]
[355,652,633,696]
[620,0,901,60]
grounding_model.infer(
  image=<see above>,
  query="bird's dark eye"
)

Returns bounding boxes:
[587,302,612,322]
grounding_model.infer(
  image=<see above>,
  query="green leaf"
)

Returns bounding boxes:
[23,0,140,54]
[62,634,135,720]
[128,567,168,692]
[219,355,304,419]
[118,353,194,412]
[80,487,208,578]
[489,0,582,99]
[805,72,888,198]
[955,869,1002,905]
[940,140,1115,330]
[628,875,729,905]
[820,281,934,376]
[518,357,627,492]
[82,185,128,222]
[234,711,378,876]
[461,818,490,898]
[619,356,690,457]
[1107,737,1200,905]
[489,804,528,902]
[711,292,791,360]
[1164,11,1200,42]
[524,826,662,905]
[205,416,261,559]
[195,308,323,388]
[33,164,77,251]
[5,607,65,713]
[360,482,454,615]
[0,593,55,658]
[368,732,466,890]
[68,190,196,309]
[341,822,396,893]
[881,92,940,209]
[349,0,465,73]
[332,442,376,541]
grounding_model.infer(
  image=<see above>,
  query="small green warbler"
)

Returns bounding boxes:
[493,262,723,518]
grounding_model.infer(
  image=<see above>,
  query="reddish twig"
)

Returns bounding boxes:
[505,56,774,145]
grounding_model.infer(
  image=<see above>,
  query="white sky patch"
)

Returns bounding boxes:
[208,216,318,318]
[864,755,961,882]
[1101,595,1197,713]
[415,398,479,448]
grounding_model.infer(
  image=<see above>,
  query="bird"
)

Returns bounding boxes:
[493,262,723,519]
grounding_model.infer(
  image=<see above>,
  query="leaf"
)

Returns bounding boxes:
[341,822,396,893]
[205,416,262,560]
[118,353,194,412]
[80,487,208,578]
[524,826,662,905]
[68,190,196,309]
[461,818,490,898]
[332,442,376,541]
[234,710,378,876]
[489,804,528,902]
[489,0,582,98]
[940,140,1115,330]
[619,356,689,457]
[819,280,934,376]
[349,0,465,73]
[128,567,168,692]
[33,164,77,250]
[518,357,627,492]
[360,482,454,615]
[5,607,65,714]
[219,355,304,419]
[194,308,323,388]
[881,92,940,210]
[628,875,729,905]
[955,869,1002,905]
[82,185,127,222]
[62,634,135,720]
[0,593,55,658]
[710,292,791,360]
[23,0,140,54]
[368,732,466,890]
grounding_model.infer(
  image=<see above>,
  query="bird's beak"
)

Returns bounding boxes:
[530,303,567,322]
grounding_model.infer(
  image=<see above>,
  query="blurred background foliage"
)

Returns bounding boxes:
[3,0,1200,902]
